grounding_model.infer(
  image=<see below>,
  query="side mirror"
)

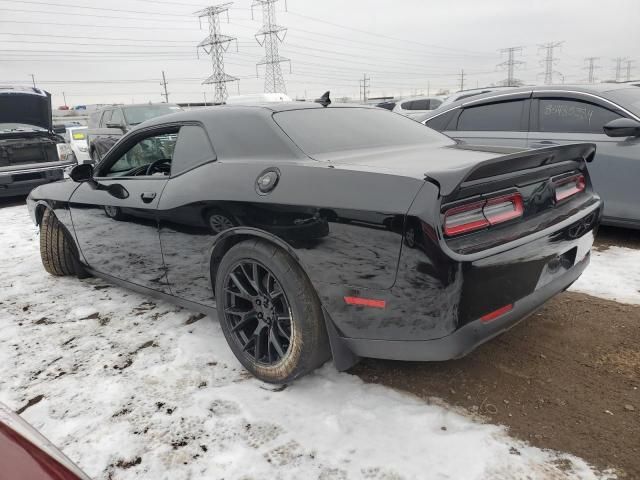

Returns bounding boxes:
[69,163,94,183]
[106,122,125,131]
[603,118,640,138]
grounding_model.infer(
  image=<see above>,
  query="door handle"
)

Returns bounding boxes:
[140,192,157,203]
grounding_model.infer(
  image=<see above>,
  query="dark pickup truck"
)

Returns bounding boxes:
[87,103,181,162]
[0,87,75,198]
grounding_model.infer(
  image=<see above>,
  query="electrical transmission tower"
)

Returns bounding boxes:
[625,60,634,81]
[613,57,628,83]
[359,74,370,102]
[196,3,238,104]
[584,57,599,83]
[497,46,524,86]
[538,41,563,85]
[252,0,290,94]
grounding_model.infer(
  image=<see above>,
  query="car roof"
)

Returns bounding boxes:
[420,83,639,120]
[134,102,374,129]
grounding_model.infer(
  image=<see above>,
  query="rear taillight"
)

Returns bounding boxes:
[554,174,585,202]
[443,193,524,237]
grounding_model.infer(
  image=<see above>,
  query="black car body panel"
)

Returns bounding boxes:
[0,87,74,198]
[27,104,601,368]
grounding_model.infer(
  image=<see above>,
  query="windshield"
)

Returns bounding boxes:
[123,104,182,126]
[0,123,47,133]
[605,88,640,117]
[273,107,448,156]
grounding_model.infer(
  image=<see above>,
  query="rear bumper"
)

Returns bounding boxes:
[340,252,589,361]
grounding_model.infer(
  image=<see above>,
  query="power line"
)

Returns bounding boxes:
[196,3,239,103]
[497,46,524,86]
[252,0,289,94]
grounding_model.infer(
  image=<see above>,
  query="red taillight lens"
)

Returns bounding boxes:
[554,174,585,202]
[443,193,524,237]
[443,201,489,236]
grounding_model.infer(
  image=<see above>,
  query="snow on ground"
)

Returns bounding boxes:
[0,204,619,480]
[570,246,640,304]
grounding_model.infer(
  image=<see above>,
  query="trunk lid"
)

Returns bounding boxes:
[0,86,53,132]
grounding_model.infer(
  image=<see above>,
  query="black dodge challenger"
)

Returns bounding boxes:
[27,102,601,383]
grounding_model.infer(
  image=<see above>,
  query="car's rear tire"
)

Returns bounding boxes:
[40,209,88,278]
[215,239,330,383]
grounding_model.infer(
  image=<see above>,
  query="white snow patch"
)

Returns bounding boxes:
[570,246,640,304]
[0,204,616,479]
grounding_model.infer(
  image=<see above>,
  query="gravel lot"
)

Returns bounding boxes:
[1,196,638,479]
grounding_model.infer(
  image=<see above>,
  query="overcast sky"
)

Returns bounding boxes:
[1,0,639,106]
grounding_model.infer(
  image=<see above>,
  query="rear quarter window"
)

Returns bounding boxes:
[171,126,216,176]
[426,109,458,132]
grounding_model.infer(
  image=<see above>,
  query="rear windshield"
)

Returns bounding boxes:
[123,104,182,126]
[605,88,640,117]
[273,107,447,156]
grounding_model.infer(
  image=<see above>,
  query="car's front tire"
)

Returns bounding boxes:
[40,209,87,278]
[215,239,330,383]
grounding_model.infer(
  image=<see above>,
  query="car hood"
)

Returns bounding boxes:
[0,87,53,132]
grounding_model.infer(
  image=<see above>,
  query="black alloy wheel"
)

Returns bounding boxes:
[215,239,330,383]
[223,260,293,365]
[209,213,235,234]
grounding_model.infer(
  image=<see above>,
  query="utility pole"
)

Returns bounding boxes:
[625,60,634,82]
[160,71,169,103]
[196,3,239,104]
[613,57,628,83]
[30,74,36,88]
[584,57,599,83]
[538,41,564,85]
[203,92,207,105]
[458,69,465,91]
[252,0,290,94]
[62,91,67,107]
[497,46,524,86]
[359,74,370,102]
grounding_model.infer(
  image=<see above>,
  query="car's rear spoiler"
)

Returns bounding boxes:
[425,143,596,200]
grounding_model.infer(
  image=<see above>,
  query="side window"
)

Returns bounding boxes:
[401,101,414,110]
[103,131,178,177]
[411,99,430,110]
[457,100,525,132]
[426,109,458,132]
[100,110,112,128]
[537,98,621,134]
[110,108,124,127]
[171,126,216,176]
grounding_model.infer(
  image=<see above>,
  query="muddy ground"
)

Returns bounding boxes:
[354,292,640,477]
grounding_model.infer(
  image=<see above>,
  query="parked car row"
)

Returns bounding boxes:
[417,84,640,229]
